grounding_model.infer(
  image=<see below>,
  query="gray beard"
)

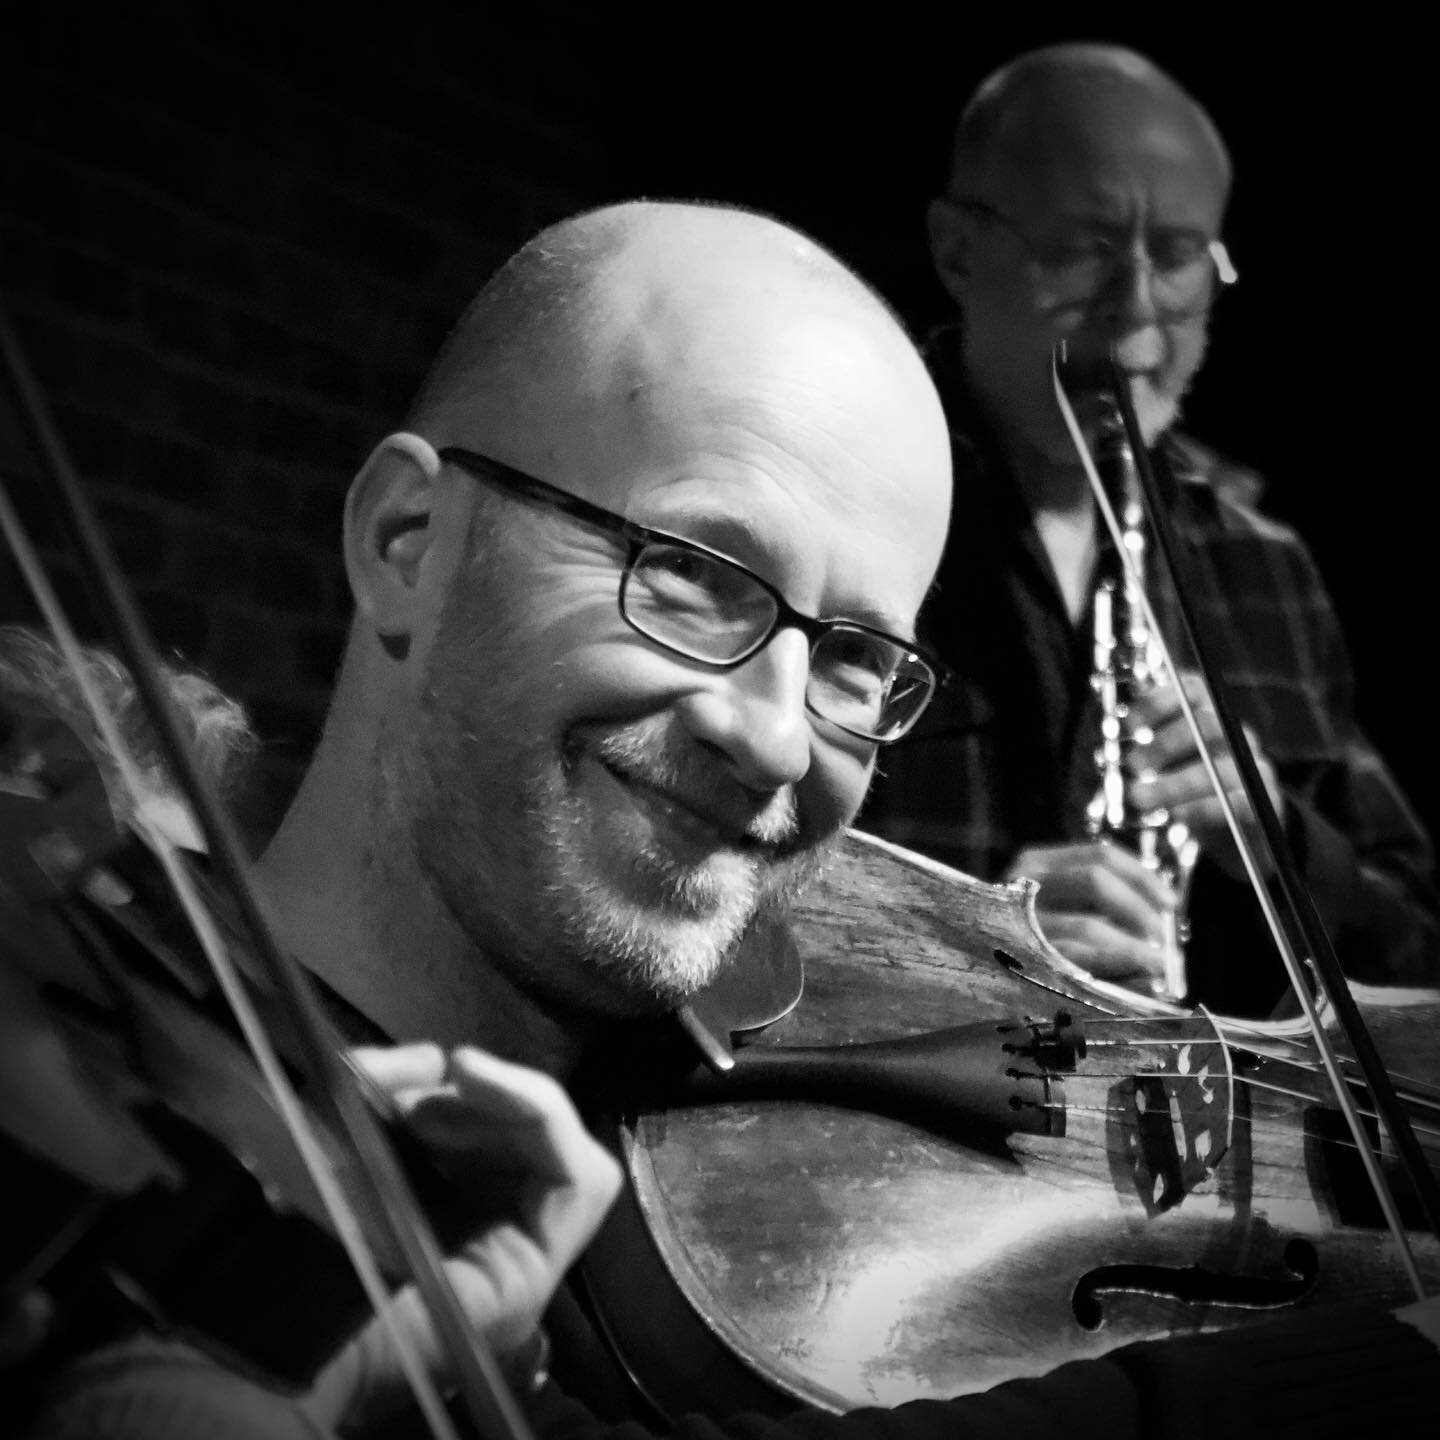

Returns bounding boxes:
[533,720,826,1011]
[403,704,831,1021]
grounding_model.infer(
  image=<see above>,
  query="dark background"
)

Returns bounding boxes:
[2,4,1431,839]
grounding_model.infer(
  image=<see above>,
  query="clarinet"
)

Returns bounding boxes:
[1084,402,1197,1000]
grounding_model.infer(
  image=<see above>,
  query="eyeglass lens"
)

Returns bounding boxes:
[621,541,931,740]
[1039,244,1220,313]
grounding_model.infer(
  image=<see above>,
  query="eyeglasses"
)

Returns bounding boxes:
[953,197,1238,317]
[437,446,942,744]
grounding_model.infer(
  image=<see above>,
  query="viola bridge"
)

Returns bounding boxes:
[1105,1017,1234,1216]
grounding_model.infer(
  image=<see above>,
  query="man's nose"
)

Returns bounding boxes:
[1104,250,1163,329]
[679,628,813,792]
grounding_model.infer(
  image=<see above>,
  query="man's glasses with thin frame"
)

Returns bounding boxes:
[952,196,1238,317]
[437,446,942,744]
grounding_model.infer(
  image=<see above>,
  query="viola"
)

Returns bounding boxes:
[579,828,1440,1416]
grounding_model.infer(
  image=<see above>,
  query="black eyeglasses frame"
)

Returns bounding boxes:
[436,444,945,743]
[948,195,1237,317]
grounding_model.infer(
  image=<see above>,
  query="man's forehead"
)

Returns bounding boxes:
[982,81,1229,223]
[562,271,940,485]
[534,287,949,616]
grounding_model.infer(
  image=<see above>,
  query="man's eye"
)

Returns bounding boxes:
[821,634,896,697]
[647,549,710,587]
[1037,238,1112,271]
[636,546,755,611]
[1151,236,1210,271]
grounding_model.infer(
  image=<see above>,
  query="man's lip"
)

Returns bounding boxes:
[597,760,758,850]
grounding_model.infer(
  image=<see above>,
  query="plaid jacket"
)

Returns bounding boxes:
[860,336,1439,1006]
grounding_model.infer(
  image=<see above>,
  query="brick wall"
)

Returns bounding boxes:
[1,2,621,823]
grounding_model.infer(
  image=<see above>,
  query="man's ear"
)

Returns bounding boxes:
[343,432,451,641]
[927,197,973,308]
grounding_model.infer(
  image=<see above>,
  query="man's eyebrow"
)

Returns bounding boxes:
[1048,206,1212,237]
[641,507,767,560]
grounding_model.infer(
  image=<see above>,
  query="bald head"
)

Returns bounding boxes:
[947,44,1230,203]
[407,202,912,458]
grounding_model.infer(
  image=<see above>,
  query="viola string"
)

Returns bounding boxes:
[1233,1079,1440,1147]
[1068,1071,1213,1083]
[1234,1103,1440,1156]
[1237,1115,1440,1170]
[1062,1067,1440,1154]
[1037,1102,1133,1117]
[1044,1089,1439,1145]
[1083,1038,1226,1049]
[1228,1052,1440,1112]
[1083,1032,1440,1112]
[1069,1055,1440,1144]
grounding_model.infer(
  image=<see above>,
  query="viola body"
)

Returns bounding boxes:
[582,830,1440,1415]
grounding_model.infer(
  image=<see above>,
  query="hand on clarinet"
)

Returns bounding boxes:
[1124,670,1286,882]
[1004,839,1177,993]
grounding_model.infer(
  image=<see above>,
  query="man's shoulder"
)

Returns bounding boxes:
[1165,433,1300,546]
[1165,432,1264,508]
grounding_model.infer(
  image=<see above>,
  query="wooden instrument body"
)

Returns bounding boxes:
[583,831,1440,1413]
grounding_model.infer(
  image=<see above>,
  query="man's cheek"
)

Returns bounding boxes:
[808,748,874,838]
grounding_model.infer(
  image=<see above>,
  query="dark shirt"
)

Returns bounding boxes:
[861,329,1440,1010]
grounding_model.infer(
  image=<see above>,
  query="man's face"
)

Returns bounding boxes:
[936,92,1229,460]
[402,306,949,1018]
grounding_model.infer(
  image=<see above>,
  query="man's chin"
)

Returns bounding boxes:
[564,901,750,1016]
[1130,386,1180,447]
[557,845,825,1018]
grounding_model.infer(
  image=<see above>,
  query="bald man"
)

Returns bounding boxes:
[255,200,951,1070]
[20,201,1440,1437]
[861,44,1439,1014]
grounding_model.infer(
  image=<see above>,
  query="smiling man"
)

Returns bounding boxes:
[862,44,1439,1013]
[255,200,952,1073]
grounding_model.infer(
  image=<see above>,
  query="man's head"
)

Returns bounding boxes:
[928,45,1233,460]
[325,203,951,1021]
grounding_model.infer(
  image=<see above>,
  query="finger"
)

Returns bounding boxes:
[1029,845,1176,925]
[1131,703,1228,776]
[1125,671,1208,730]
[1008,840,1161,890]
[526,1140,623,1273]
[1037,914,1168,986]
[347,1043,448,1096]
[1138,754,1282,839]
[1004,841,1094,882]
[1125,675,1179,729]
[1131,755,1240,816]
[444,1051,622,1241]
[422,1049,609,1186]
[1036,877,1164,946]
